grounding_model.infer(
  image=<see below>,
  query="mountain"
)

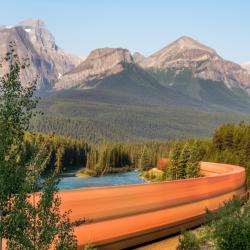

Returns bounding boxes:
[34,39,250,142]
[54,48,134,90]
[242,62,250,72]
[133,52,145,64]
[18,19,81,77]
[1,24,249,141]
[140,36,250,92]
[0,19,81,88]
[54,47,202,108]
[0,26,58,88]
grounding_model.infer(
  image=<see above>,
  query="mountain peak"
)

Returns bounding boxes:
[18,19,46,29]
[54,47,134,89]
[166,36,216,54]
[140,36,218,69]
[87,47,133,63]
[140,36,250,91]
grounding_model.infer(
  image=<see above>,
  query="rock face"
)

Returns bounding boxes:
[133,52,145,64]
[18,19,81,76]
[0,19,81,89]
[242,62,250,72]
[140,36,250,92]
[54,48,134,89]
[0,26,58,88]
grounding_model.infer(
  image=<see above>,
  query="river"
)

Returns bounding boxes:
[58,171,145,190]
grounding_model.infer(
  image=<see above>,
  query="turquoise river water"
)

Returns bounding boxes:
[58,171,145,190]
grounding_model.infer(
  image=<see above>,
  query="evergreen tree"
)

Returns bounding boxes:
[186,142,201,178]
[167,142,182,180]
[139,146,152,170]
[178,143,191,179]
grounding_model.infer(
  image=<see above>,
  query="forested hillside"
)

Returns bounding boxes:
[30,96,250,143]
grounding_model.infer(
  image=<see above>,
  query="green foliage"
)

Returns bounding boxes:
[4,143,78,250]
[178,197,250,250]
[0,43,78,249]
[83,142,170,176]
[178,143,191,179]
[24,132,91,173]
[166,141,201,180]
[84,244,97,250]
[186,142,203,178]
[0,42,38,208]
[140,168,165,182]
[29,97,250,143]
[177,231,200,250]
[207,198,250,250]
[167,142,182,180]
[139,146,152,170]
[206,122,250,184]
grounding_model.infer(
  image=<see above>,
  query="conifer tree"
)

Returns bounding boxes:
[186,142,201,178]
[178,143,190,179]
[139,146,152,170]
[167,142,182,180]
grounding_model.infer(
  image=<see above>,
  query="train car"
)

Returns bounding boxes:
[59,162,247,249]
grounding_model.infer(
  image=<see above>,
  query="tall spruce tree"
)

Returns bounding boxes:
[178,143,191,179]
[186,142,201,178]
[167,142,182,180]
[139,146,152,170]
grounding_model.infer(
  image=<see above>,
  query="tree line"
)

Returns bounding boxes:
[83,142,171,176]
[23,132,91,173]
[24,122,250,184]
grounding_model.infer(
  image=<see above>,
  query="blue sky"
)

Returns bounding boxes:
[0,0,249,63]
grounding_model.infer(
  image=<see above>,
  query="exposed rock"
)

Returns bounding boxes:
[0,26,57,89]
[0,19,81,89]
[18,19,81,79]
[133,52,145,64]
[140,36,250,93]
[54,48,134,89]
[242,62,250,72]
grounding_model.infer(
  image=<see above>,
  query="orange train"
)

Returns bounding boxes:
[59,162,247,250]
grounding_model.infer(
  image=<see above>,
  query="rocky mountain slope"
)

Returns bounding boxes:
[242,62,250,72]
[140,36,250,93]
[0,26,58,89]
[133,52,145,64]
[0,19,81,88]
[53,37,250,112]
[54,48,134,89]
[18,19,81,77]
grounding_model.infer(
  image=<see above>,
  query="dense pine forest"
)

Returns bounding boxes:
[29,97,250,143]
[26,122,250,185]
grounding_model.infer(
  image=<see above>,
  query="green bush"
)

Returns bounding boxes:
[177,231,200,250]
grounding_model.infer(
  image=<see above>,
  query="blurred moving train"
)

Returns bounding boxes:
[59,161,247,250]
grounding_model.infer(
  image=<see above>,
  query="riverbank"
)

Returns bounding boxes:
[76,166,134,178]
[139,168,165,182]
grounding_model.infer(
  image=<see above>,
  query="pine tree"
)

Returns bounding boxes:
[139,146,152,170]
[186,142,201,178]
[167,142,182,180]
[178,143,190,179]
